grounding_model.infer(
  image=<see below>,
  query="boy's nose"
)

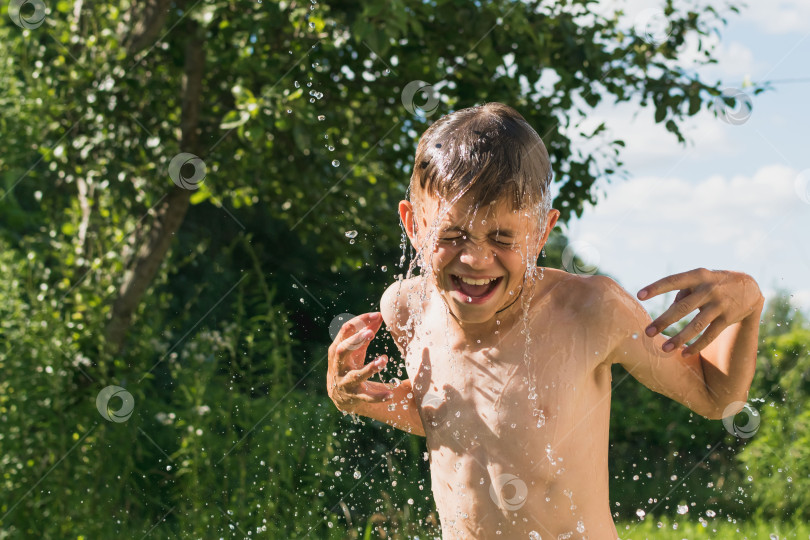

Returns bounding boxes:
[458,243,492,266]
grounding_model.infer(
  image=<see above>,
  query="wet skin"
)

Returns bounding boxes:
[388,270,619,539]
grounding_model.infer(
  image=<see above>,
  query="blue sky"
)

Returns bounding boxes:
[558,0,810,316]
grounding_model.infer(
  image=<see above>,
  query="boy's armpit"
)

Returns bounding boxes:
[597,276,721,419]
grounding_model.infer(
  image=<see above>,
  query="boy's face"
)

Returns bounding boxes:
[400,191,559,328]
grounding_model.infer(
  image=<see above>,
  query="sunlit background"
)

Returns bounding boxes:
[565,0,810,315]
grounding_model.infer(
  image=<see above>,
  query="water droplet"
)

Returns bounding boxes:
[294,80,300,88]
[677,504,688,514]
[332,159,340,167]
[318,115,325,121]
[353,470,361,479]
[345,230,358,239]
[381,265,387,272]
[636,509,646,519]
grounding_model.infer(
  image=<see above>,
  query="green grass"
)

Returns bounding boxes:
[617,515,810,539]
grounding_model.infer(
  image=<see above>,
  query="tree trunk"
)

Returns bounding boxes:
[105,17,205,353]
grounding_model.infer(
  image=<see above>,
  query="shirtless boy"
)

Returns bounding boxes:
[327,102,764,539]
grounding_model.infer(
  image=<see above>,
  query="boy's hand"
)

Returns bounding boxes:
[637,268,764,357]
[327,312,395,414]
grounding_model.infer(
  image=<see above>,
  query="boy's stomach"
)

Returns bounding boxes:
[421,368,618,539]
[426,441,618,539]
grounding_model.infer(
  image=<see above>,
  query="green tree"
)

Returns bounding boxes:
[2,0,753,354]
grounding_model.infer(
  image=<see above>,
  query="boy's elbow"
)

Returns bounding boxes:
[704,396,750,421]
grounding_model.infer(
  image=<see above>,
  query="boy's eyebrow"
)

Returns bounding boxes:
[441,225,515,236]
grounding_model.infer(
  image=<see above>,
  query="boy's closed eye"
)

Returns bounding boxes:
[439,235,514,247]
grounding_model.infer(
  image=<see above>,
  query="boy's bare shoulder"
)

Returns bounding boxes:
[536,268,630,314]
[555,271,645,334]
[379,276,423,353]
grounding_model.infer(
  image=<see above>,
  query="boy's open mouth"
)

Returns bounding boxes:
[449,274,503,300]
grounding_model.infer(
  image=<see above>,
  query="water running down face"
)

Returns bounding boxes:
[400,192,560,334]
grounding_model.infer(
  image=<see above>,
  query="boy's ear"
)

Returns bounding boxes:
[536,208,560,253]
[399,200,419,249]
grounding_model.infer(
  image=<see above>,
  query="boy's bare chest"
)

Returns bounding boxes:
[404,321,597,445]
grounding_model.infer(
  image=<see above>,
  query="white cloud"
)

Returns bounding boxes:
[739,1,810,34]
[591,0,810,35]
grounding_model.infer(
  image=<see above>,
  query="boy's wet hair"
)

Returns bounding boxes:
[409,102,553,213]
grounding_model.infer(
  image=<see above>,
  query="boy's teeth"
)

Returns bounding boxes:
[458,276,497,286]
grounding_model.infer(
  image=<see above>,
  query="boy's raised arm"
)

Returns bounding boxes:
[327,312,425,437]
[600,269,764,420]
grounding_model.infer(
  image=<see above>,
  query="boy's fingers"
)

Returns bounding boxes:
[647,290,711,337]
[638,268,707,300]
[680,318,728,356]
[661,307,719,351]
[357,380,396,402]
[344,355,389,385]
[336,312,382,343]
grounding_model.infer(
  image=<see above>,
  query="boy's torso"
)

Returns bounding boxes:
[397,269,620,539]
